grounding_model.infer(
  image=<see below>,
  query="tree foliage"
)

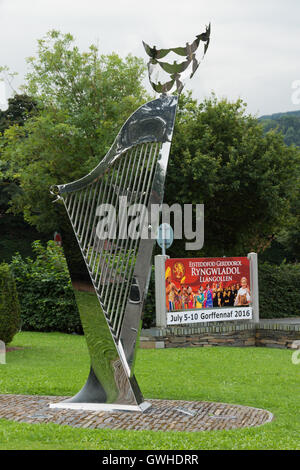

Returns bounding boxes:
[0,263,21,344]
[0,94,38,210]
[165,93,300,256]
[1,30,148,232]
[260,110,300,146]
[0,94,43,263]
[258,110,300,263]
[1,30,299,262]
[0,94,38,134]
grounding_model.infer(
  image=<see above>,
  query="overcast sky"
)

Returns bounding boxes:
[0,0,299,116]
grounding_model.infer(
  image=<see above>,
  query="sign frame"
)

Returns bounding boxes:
[155,255,259,327]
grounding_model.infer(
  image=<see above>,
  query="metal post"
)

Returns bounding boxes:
[247,252,259,323]
[155,255,169,328]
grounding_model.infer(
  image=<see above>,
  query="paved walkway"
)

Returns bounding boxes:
[0,394,273,432]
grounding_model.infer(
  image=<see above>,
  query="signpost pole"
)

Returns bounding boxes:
[247,252,259,323]
[155,255,169,328]
[162,224,166,256]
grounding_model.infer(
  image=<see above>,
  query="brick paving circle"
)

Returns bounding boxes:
[0,394,273,432]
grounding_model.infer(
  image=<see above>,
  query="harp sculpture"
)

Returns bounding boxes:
[49,26,210,412]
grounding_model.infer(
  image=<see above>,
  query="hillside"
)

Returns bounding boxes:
[259,110,300,146]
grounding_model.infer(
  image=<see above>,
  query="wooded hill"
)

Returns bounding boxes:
[260,110,300,147]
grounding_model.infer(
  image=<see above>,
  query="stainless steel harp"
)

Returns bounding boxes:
[50,94,178,411]
[49,28,210,412]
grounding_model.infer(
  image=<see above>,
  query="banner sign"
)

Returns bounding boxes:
[165,257,252,325]
[167,307,253,325]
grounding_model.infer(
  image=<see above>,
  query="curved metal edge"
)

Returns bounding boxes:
[61,207,143,405]
[54,94,178,195]
[119,100,179,371]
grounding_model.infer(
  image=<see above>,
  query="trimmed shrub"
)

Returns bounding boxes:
[0,263,21,344]
[258,262,300,318]
[11,240,82,333]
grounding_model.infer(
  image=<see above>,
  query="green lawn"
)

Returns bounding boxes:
[0,331,299,450]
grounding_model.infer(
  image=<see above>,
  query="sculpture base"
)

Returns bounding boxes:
[49,401,152,413]
[0,395,273,431]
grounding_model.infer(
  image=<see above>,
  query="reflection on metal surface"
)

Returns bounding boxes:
[50,95,177,195]
[50,94,178,409]
[143,24,211,94]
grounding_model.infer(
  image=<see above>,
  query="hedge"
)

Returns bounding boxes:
[0,263,21,344]
[258,262,300,318]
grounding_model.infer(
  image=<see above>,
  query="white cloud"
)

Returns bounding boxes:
[0,0,299,115]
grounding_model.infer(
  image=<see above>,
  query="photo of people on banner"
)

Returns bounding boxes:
[165,258,251,312]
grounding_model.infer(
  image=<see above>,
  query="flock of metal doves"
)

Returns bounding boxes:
[143,23,211,94]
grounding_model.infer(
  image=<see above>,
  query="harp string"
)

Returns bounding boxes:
[97,144,143,300]
[100,145,145,327]
[92,153,128,290]
[83,181,99,251]
[99,146,143,291]
[93,150,131,285]
[73,189,83,231]
[87,174,109,269]
[91,163,120,274]
[62,142,161,339]
[67,192,74,214]
[100,145,142,297]
[110,143,154,328]
[99,146,139,301]
[76,186,88,236]
[78,181,95,244]
[70,190,78,222]
[107,143,150,324]
[111,143,159,333]
[114,143,160,336]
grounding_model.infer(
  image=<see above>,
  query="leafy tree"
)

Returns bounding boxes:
[2,31,299,263]
[0,263,21,344]
[0,94,38,134]
[0,94,38,210]
[1,30,148,233]
[260,111,300,147]
[272,196,300,263]
[165,93,300,256]
[259,110,300,262]
[0,94,42,262]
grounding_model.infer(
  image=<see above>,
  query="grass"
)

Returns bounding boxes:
[0,331,299,450]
